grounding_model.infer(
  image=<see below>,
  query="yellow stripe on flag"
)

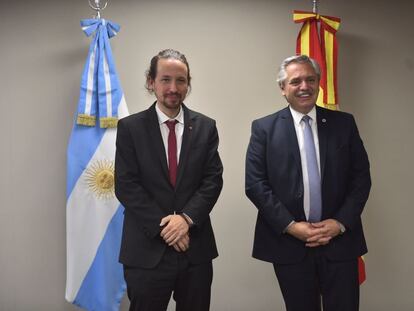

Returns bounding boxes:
[324,31,336,105]
[320,16,340,31]
[300,22,310,56]
[294,13,316,21]
[317,87,324,107]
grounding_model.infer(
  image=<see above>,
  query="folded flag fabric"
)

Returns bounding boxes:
[66,18,128,311]
[293,10,341,111]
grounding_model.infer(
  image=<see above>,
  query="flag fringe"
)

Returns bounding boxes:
[77,114,96,127]
[100,117,118,128]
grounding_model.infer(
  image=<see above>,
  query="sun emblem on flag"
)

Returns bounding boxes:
[84,159,115,199]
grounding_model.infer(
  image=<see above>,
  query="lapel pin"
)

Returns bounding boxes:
[189,126,193,130]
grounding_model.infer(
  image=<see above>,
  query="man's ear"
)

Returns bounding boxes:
[147,78,154,91]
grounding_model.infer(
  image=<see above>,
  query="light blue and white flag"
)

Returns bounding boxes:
[66,18,128,311]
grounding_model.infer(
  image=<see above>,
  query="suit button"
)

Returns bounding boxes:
[297,191,303,199]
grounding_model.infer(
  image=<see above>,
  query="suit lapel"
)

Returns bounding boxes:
[281,107,302,173]
[176,105,193,188]
[146,103,170,181]
[316,106,328,181]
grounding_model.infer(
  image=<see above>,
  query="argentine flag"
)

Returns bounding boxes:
[66,19,128,311]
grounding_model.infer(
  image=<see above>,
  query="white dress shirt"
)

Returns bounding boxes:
[155,103,193,225]
[289,105,321,220]
[155,103,184,166]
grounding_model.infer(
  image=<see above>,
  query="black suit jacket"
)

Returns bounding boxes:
[115,103,223,268]
[245,106,371,264]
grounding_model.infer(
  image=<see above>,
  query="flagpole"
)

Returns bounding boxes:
[312,0,319,14]
[88,0,108,19]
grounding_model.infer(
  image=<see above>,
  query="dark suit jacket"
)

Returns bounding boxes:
[245,106,371,264]
[115,103,223,268]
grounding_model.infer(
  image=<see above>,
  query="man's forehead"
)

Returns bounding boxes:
[158,58,186,68]
[288,72,317,79]
[286,63,317,78]
[157,72,188,79]
[157,59,188,73]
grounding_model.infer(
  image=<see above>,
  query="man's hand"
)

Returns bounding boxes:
[160,214,189,246]
[172,233,190,252]
[286,221,324,245]
[305,219,342,247]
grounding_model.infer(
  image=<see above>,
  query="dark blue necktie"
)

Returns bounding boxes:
[302,115,322,222]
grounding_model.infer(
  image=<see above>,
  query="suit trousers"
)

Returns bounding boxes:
[273,248,359,311]
[124,247,213,311]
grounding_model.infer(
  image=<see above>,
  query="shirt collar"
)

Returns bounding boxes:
[155,103,184,125]
[289,105,317,126]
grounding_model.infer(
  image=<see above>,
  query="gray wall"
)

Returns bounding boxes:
[1,0,413,310]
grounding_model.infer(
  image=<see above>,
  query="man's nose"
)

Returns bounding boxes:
[169,81,178,92]
[299,80,310,90]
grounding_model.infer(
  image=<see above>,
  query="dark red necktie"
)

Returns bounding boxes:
[165,120,178,187]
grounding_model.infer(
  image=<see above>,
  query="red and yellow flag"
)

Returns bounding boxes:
[293,10,366,285]
[293,10,341,110]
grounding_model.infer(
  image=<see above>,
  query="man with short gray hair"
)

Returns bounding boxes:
[245,55,371,311]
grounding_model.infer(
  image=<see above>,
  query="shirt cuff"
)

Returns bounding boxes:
[181,213,194,227]
[283,220,296,233]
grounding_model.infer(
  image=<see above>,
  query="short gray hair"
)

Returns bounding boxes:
[277,55,321,88]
